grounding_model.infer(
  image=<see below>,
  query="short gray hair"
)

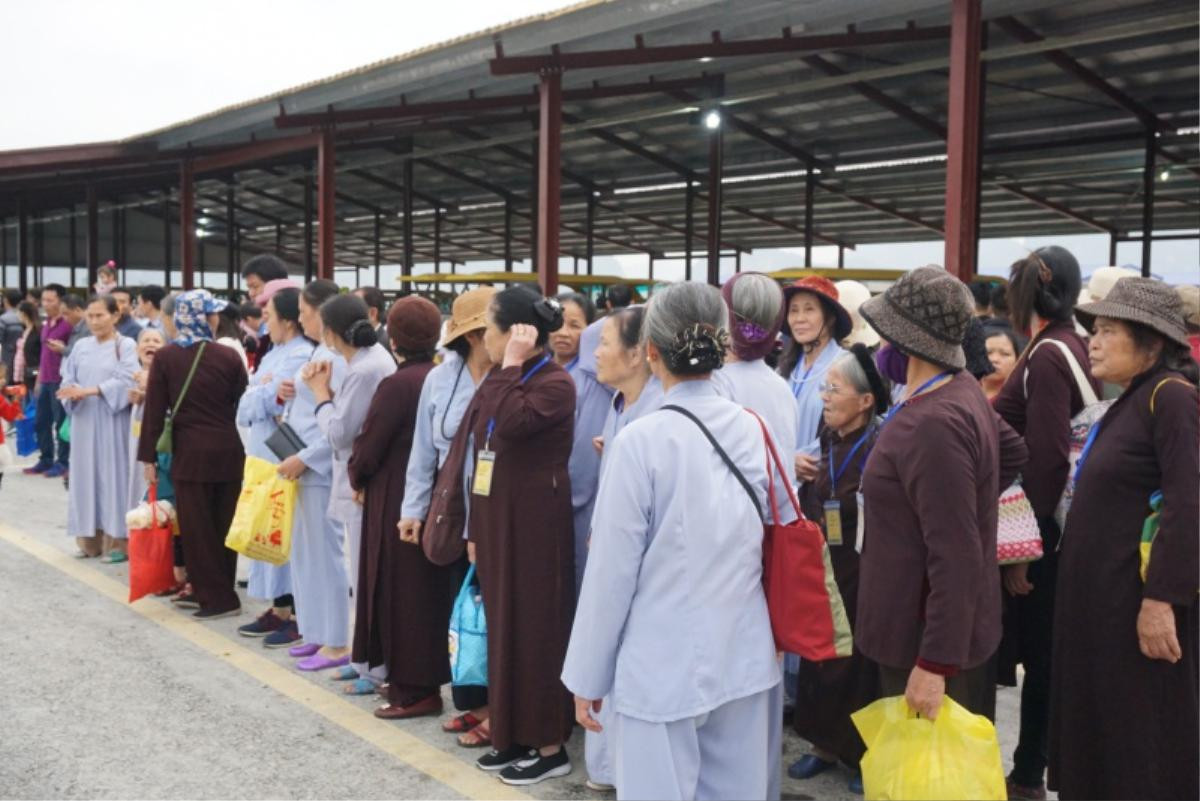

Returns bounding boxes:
[730,272,783,331]
[829,351,872,396]
[642,282,729,375]
[160,292,176,318]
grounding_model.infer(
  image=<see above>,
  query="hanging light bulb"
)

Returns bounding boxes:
[703,110,722,130]
[1159,168,1171,181]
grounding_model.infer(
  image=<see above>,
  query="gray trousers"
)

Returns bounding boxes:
[612,685,780,801]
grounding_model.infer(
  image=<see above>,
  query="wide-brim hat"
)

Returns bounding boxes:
[442,286,498,345]
[1075,276,1190,348]
[834,279,881,348]
[1083,266,1139,304]
[781,276,853,342]
[859,266,973,371]
[1175,284,1199,328]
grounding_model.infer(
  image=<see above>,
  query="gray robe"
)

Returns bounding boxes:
[61,335,138,538]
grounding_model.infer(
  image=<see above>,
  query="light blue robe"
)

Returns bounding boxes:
[399,350,481,522]
[61,335,138,539]
[287,345,349,647]
[562,379,784,800]
[788,341,846,456]
[713,359,799,479]
[567,319,616,593]
[235,335,314,601]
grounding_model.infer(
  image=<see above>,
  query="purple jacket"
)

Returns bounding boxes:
[38,316,72,384]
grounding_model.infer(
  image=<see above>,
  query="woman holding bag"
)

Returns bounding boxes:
[347,296,449,716]
[138,289,248,619]
[564,282,789,801]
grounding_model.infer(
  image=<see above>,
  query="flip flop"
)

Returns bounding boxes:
[297,653,350,672]
[442,712,483,733]
[101,552,128,564]
[342,678,377,695]
[328,665,359,682]
[457,720,491,748]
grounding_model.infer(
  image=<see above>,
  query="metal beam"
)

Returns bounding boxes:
[162,196,172,288]
[537,71,562,295]
[706,124,723,286]
[17,199,28,294]
[802,54,946,139]
[275,76,719,128]
[817,181,944,234]
[303,170,314,282]
[86,184,99,287]
[317,130,336,279]
[943,0,983,281]
[192,132,322,176]
[684,180,694,281]
[225,185,236,290]
[995,184,1114,233]
[180,161,195,289]
[1141,129,1155,277]
[804,165,815,267]
[490,25,951,74]
[402,154,414,275]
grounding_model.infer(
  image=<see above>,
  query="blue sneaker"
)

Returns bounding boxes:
[44,464,67,479]
[23,461,51,475]
[788,754,835,780]
[263,620,303,649]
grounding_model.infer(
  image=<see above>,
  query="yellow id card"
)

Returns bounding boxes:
[472,450,496,497]
[823,499,843,546]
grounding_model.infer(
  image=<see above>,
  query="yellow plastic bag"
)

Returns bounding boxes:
[225,455,296,565]
[852,695,1007,800]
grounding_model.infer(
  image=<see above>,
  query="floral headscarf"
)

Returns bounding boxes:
[173,289,227,347]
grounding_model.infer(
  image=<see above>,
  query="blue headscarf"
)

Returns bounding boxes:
[173,289,227,347]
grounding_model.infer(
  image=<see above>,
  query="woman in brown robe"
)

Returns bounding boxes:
[467,286,576,786]
[1049,277,1198,801]
[346,297,449,719]
[792,345,886,794]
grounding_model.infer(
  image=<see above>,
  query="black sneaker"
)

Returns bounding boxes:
[238,609,286,637]
[476,745,535,772]
[499,749,571,786]
[263,620,303,649]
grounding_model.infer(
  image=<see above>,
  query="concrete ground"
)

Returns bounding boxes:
[0,458,1033,800]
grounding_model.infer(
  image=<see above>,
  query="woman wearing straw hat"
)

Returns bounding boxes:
[1048,277,1198,801]
[398,286,496,746]
[855,267,1027,720]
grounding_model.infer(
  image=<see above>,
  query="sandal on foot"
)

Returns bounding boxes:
[443,712,483,733]
[101,551,128,564]
[458,721,491,748]
[328,665,359,682]
[342,678,378,695]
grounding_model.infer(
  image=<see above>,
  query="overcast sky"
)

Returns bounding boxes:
[2,1,1195,284]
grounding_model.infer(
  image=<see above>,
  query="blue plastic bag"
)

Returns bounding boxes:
[14,399,37,457]
[449,564,488,687]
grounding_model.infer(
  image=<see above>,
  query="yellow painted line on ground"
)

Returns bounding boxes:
[0,523,529,801]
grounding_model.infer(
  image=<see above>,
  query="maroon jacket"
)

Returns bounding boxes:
[856,371,1028,672]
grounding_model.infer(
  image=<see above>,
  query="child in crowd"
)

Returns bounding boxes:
[94,261,118,297]
[0,365,25,487]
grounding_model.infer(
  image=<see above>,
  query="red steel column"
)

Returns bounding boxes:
[943,0,983,282]
[317,129,336,280]
[16,199,28,295]
[180,161,195,289]
[536,69,562,296]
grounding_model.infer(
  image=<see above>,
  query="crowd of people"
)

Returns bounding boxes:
[1,249,1196,800]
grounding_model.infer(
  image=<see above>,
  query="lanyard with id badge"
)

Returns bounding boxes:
[823,428,872,546]
[472,354,551,497]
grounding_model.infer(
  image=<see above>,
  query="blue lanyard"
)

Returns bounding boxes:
[790,358,819,398]
[829,428,874,489]
[485,354,551,446]
[880,372,952,427]
[564,355,580,374]
[1074,420,1103,481]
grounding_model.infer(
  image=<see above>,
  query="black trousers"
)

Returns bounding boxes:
[878,655,998,723]
[174,479,241,613]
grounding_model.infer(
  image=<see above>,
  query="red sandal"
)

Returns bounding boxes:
[457,720,491,748]
[441,711,482,733]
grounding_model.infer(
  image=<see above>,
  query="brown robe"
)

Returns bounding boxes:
[138,341,248,613]
[794,422,880,767]
[1048,369,1198,800]
[346,360,451,699]
[467,354,576,751]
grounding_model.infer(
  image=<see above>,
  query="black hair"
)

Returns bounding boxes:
[87,295,119,315]
[968,280,993,311]
[983,324,1024,357]
[990,284,1010,317]
[491,286,564,347]
[140,285,166,309]
[1127,322,1200,386]
[610,306,646,350]
[110,285,132,299]
[62,294,86,311]
[17,300,38,324]
[777,308,836,381]
[320,294,378,348]
[394,344,436,364]
[849,343,890,416]
[446,335,473,360]
[556,291,596,324]
[43,283,67,300]
[239,302,263,320]
[962,316,995,380]
[215,304,242,339]
[269,288,302,327]
[301,279,339,310]
[356,286,387,316]
[242,254,290,282]
[663,324,728,375]
[606,284,633,310]
[1008,245,1082,332]
[2,289,20,308]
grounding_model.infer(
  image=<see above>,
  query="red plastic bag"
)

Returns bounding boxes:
[754,413,854,661]
[128,484,176,602]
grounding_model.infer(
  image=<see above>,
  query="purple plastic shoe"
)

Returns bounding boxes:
[297,653,350,672]
[288,642,320,658]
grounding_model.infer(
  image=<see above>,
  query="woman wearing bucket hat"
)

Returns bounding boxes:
[779,277,852,479]
[398,286,496,745]
[855,267,1027,721]
[1048,277,1198,801]
[990,245,1101,800]
[138,289,249,619]
[348,296,452,719]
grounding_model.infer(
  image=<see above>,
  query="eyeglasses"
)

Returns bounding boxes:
[819,382,850,396]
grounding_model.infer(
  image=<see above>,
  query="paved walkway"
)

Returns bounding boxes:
[0,459,1029,799]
